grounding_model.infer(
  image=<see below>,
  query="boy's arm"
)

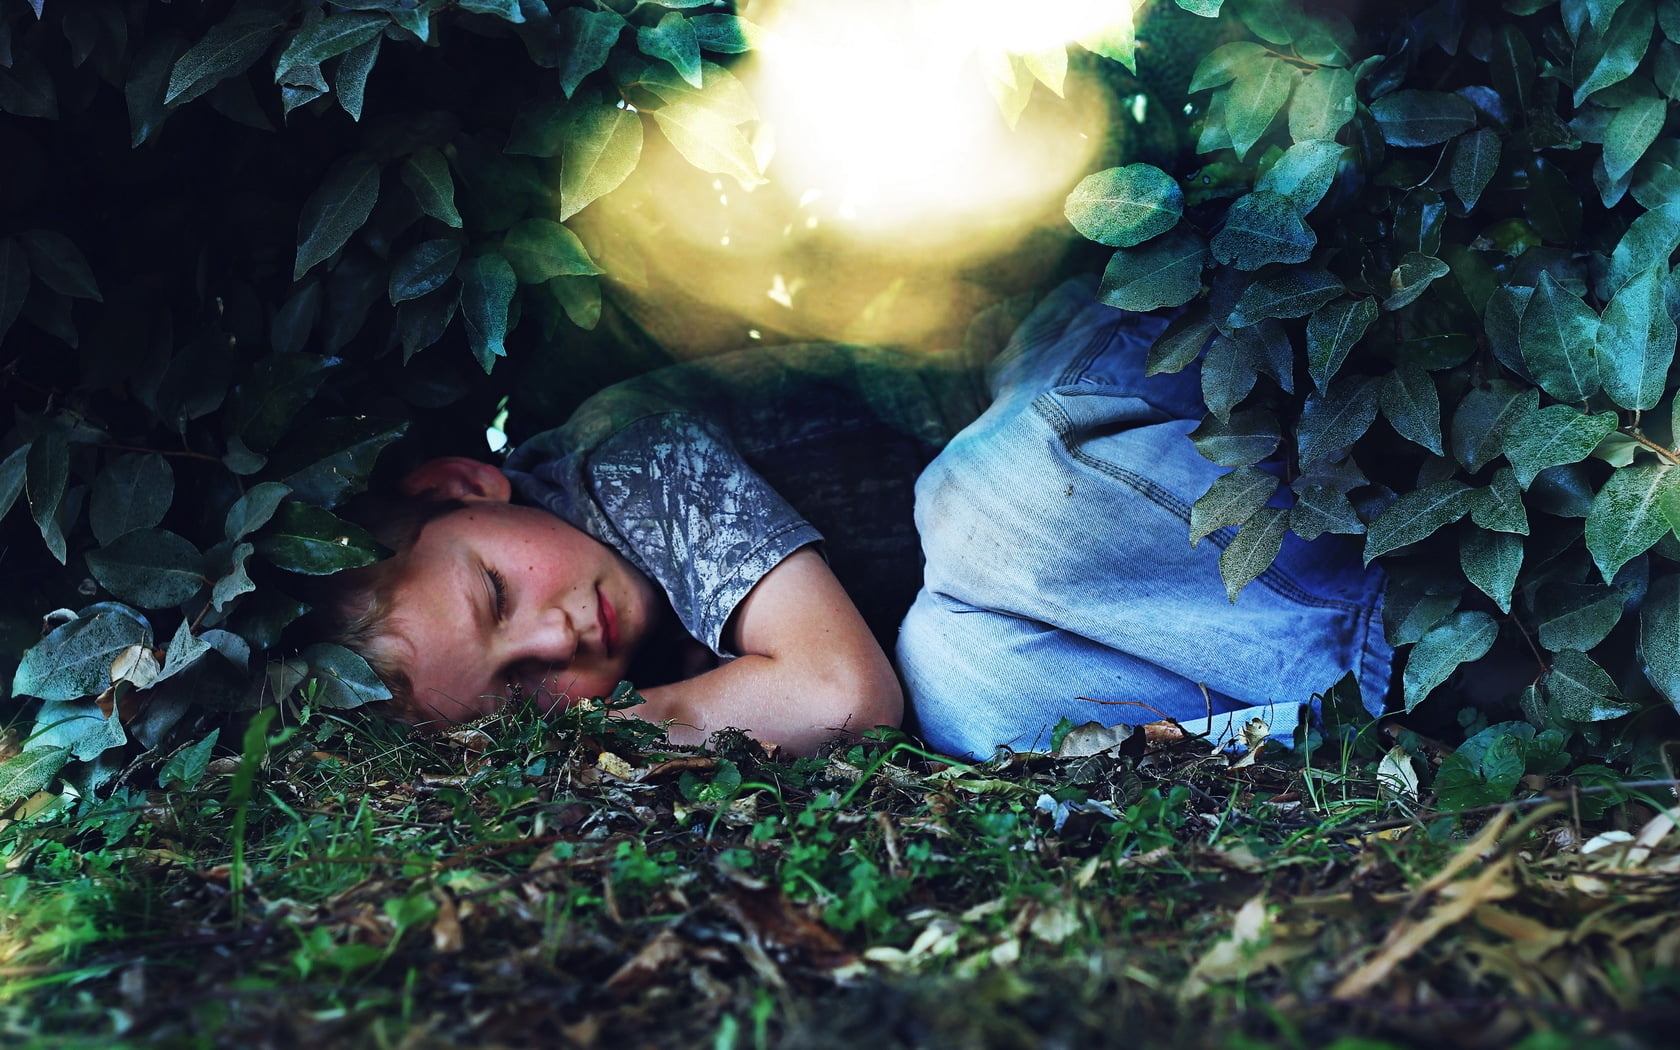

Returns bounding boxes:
[630,546,904,755]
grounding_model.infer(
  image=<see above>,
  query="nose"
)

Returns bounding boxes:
[505,607,578,690]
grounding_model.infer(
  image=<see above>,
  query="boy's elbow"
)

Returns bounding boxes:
[822,661,904,738]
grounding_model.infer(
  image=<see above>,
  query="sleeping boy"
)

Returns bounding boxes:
[312,277,1393,758]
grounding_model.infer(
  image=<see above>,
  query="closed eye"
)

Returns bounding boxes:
[487,567,509,621]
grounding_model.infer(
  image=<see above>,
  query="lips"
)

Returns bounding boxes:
[597,585,620,657]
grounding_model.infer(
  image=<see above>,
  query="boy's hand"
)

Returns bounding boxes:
[634,546,903,755]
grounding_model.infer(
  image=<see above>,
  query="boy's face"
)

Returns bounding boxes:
[380,500,665,723]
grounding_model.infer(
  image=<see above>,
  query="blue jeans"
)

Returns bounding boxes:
[898,278,1393,759]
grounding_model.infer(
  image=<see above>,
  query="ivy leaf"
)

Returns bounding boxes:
[1460,530,1523,614]
[165,10,283,106]
[459,251,518,372]
[1189,465,1278,546]
[1365,479,1474,563]
[1297,374,1380,465]
[1519,272,1601,402]
[0,747,70,804]
[0,444,26,524]
[559,7,629,98]
[1403,610,1498,712]
[1370,89,1477,146]
[12,605,152,703]
[649,100,764,189]
[335,33,381,122]
[1177,0,1225,16]
[1146,310,1215,376]
[400,147,462,229]
[1254,140,1346,212]
[1075,10,1138,72]
[89,453,173,547]
[1064,164,1183,248]
[1189,409,1281,467]
[1189,41,1267,93]
[1640,573,1680,714]
[1451,381,1536,473]
[456,0,524,21]
[1219,506,1287,602]
[1201,334,1256,422]
[1536,581,1625,652]
[1450,128,1501,211]
[1226,54,1297,159]
[86,528,206,609]
[1096,228,1208,312]
[1469,468,1530,535]
[26,432,68,564]
[1603,90,1669,181]
[1227,268,1342,328]
[1384,253,1451,311]
[690,14,760,53]
[1306,297,1378,392]
[1503,405,1620,488]
[638,11,701,88]
[1289,482,1364,541]
[158,618,212,683]
[18,230,101,301]
[1599,266,1677,411]
[225,482,292,543]
[1544,650,1632,721]
[274,12,386,84]
[211,541,257,612]
[1379,363,1444,456]
[255,502,386,576]
[388,239,461,305]
[1211,191,1316,270]
[266,417,405,508]
[157,730,220,792]
[1491,23,1536,118]
[503,219,601,285]
[1607,201,1680,293]
[1585,462,1679,582]
[1289,67,1357,141]
[560,104,644,221]
[1573,0,1656,105]
[301,643,392,708]
[294,157,381,281]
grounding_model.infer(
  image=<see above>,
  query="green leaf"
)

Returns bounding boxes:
[1536,581,1625,651]
[1218,505,1288,602]
[0,444,26,524]
[295,157,381,281]
[1384,253,1451,311]
[1491,24,1537,118]
[165,11,283,106]
[1306,297,1378,392]
[89,453,173,547]
[1188,41,1267,93]
[457,0,524,21]
[1254,140,1346,213]
[18,230,101,301]
[1433,722,1528,809]
[212,541,257,612]
[1297,374,1380,465]
[1211,192,1316,270]
[335,33,381,122]
[1544,650,1632,721]
[1379,364,1444,455]
[1574,0,1656,105]
[1403,611,1498,713]
[157,730,220,792]
[560,104,644,221]
[1146,310,1215,376]
[12,605,152,703]
[0,237,27,344]
[1075,12,1138,73]
[275,12,386,83]
[1639,573,1680,714]
[503,219,601,283]
[1520,272,1602,402]
[1227,268,1342,328]
[1599,266,1678,410]
[224,482,292,543]
[301,643,392,708]
[1177,0,1225,15]
[459,252,518,372]
[86,528,206,608]
[265,417,406,508]
[559,7,629,98]
[1607,200,1680,293]
[26,432,68,564]
[1503,405,1618,488]
[1585,462,1679,581]
[1096,228,1208,312]
[1450,127,1501,211]
[1604,90,1669,181]
[159,618,212,683]
[400,147,462,229]
[1288,483,1364,542]
[1384,574,1459,647]
[1226,54,1297,159]
[1201,334,1256,422]
[1289,67,1357,141]
[1365,479,1474,563]
[649,100,764,188]
[1469,468,1531,535]
[1451,381,1537,473]
[255,502,386,576]
[388,239,461,305]
[1369,89,1477,146]
[1064,164,1183,248]
[638,11,701,88]
[690,14,760,53]
[0,49,58,119]
[1460,530,1524,614]
[1189,409,1281,467]
[1189,465,1278,546]
[0,747,71,804]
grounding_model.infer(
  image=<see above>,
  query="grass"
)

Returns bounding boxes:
[2,692,1678,1050]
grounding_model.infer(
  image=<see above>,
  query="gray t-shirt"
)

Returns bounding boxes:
[502,342,993,657]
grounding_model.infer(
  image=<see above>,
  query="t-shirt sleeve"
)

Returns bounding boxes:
[507,411,821,656]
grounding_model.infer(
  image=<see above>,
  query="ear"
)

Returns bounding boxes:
[398,457,512,503]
